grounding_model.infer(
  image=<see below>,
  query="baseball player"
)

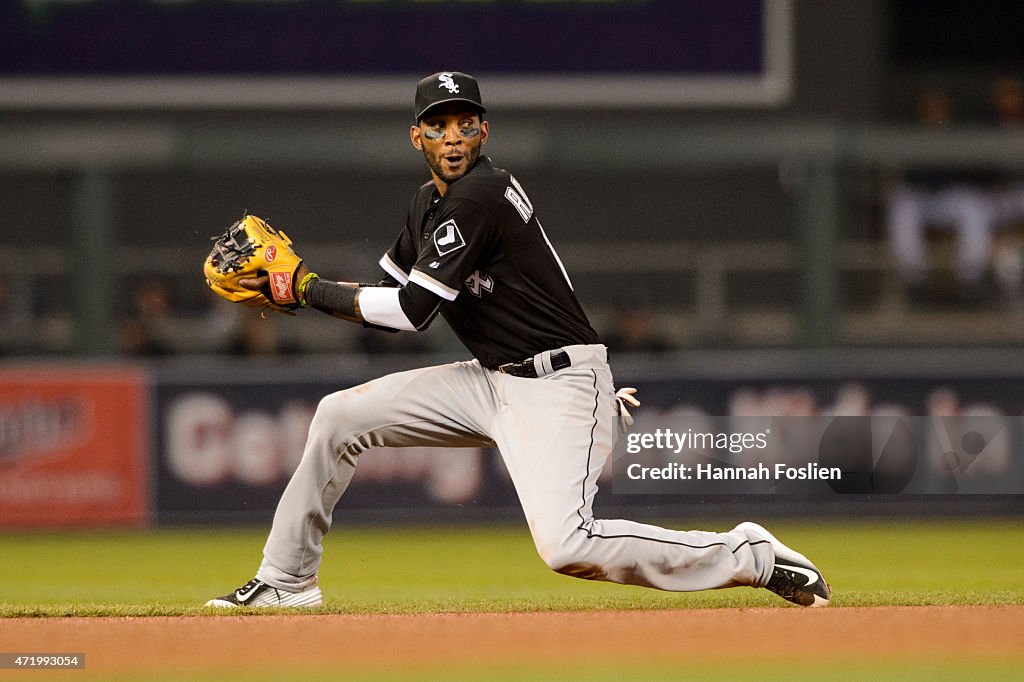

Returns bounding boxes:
[205,72,831,608]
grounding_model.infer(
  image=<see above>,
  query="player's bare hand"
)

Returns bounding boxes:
[239,275,268,291]
[240,263,310,295]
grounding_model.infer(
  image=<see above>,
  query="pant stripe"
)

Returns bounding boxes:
[571,370,771,554]
[574,370,601,531]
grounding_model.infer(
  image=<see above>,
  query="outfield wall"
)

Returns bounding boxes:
[2,350,1023,527]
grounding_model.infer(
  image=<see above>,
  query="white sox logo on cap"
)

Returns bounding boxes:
[438,73,460,94]
[415,71,484,121]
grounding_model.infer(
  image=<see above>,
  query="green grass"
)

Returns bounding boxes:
[98,657,1024,682]
[2,521,1021,681]
[0,518,1021,616]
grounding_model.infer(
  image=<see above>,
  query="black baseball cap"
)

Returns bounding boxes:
[414,71,485,122]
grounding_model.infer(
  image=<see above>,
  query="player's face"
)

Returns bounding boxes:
[410,105,488,191]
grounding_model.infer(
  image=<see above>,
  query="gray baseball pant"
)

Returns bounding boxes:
[257,344,774,592]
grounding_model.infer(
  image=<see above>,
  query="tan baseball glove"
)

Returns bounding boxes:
[204,215,304,313]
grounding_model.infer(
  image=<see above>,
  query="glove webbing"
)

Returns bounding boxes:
[209,222,257,273]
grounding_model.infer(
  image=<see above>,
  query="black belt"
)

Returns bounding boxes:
[497,349,572,378]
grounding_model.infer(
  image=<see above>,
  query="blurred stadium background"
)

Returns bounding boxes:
[2,0,1023,529]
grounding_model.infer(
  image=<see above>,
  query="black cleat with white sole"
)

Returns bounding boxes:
[736,522,831,607]
[205,577,323,608]
[764,561,831,607]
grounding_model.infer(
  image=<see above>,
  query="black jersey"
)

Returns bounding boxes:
[379,156,599,369]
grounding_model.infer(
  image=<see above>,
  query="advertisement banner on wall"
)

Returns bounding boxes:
[0,366,149,527]
[152,362,1024,523]
[154,376,514,523]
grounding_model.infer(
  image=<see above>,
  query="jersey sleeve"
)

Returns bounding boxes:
[406,197,497,301]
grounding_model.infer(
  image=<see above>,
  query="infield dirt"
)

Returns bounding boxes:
[2,606,1021,679]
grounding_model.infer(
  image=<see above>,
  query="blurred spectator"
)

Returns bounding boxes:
[823,382,871,416]
[916,86,954,127]
[0,273,39,355]
[602,306,671,353]
[991,232,1024,330]
[987,75,1024,316]
[990,75,1024,127]
[120,278,176,355]
[228,308,298,356]
[889,76,1024,292]
[886,86,997,287]
[0,274,12,354]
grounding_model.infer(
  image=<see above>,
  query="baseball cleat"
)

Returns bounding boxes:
[205,577,322,608]
[737,522,831,607]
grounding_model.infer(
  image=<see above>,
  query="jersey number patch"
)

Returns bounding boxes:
[505,175,574,290]
[465,270,494,297]
[504,176,534,223]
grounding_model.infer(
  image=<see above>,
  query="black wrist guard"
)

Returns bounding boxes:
[305,278,361,321]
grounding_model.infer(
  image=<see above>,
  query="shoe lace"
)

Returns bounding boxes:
[766,566,806,601]
[237,578,262,594]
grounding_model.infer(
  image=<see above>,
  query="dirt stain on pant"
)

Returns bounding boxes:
[555,563,608,581]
